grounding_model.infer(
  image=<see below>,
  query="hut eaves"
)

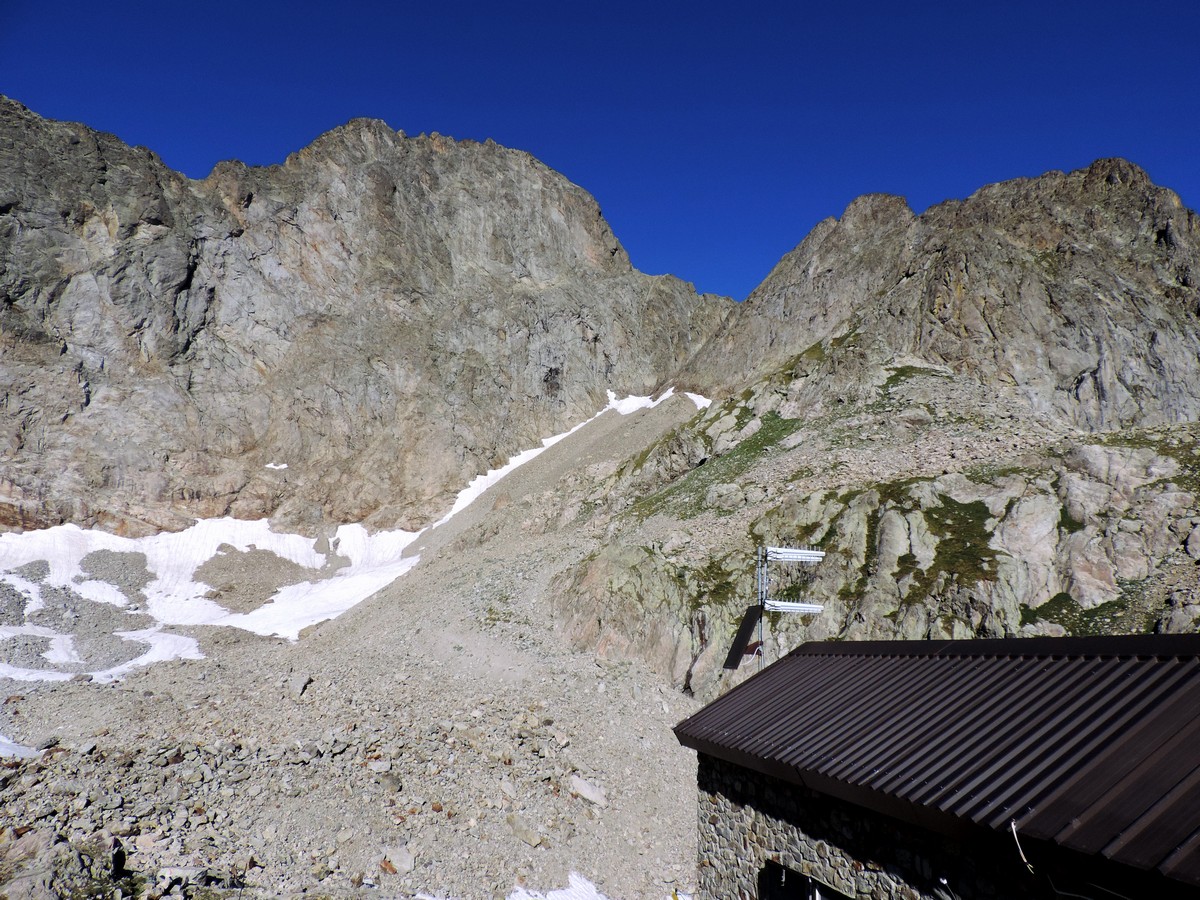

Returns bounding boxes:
[674,634,1200,887]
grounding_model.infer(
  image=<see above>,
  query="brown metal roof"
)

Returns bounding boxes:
[674,634,1200,886]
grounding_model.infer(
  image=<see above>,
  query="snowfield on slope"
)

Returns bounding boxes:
[0,390,706,739]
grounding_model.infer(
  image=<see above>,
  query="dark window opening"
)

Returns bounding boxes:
[757,861,851,900]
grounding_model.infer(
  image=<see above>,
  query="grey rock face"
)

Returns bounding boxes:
[558,159,1200,691]
[687,159,1200,430]
[0,98,729,534]
[554,423,1200,699]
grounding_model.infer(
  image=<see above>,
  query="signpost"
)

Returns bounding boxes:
[724,545,825,671]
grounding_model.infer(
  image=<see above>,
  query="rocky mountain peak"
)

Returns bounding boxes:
[0,99,729,535]
[544,159,1199,701]
[687,158,1199,431]
[1081,155,1155,189]
[837,192,914,234]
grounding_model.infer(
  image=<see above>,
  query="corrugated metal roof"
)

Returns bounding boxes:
[674,634,1200,886]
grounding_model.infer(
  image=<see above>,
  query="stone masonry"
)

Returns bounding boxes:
[694,754,1037,900]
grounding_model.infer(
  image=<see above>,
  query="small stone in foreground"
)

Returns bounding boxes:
[383,843,414,874]
[569,774,607,808]
[506,813,542,847]
[288,673,313,700]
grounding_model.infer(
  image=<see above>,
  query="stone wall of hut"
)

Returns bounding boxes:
[695,754,1034,900]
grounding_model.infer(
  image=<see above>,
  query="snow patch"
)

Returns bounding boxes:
[0,390,688,680]
[0,624,63,654]
[434,389,678,527]
[506,874,611,900]
[0,661,71,682]
[212,523,421,640]
[0,524,131,595]
[44,633,82,666]
[136,517,329,627]
[0,623,202,682]
[503,874,688,900]
[4,573,45,615]
[92,628,205,683]
[0,732,39,759]
[74,579,129,607]
[0,518,420,676]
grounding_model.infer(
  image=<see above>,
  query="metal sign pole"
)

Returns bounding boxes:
[758,546,766,670]
[762,546,825,670]
[723,545,826,672]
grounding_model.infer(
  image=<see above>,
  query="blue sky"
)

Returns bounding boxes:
[3,0,1197,299]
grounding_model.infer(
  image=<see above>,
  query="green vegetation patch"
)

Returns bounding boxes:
[829,477,935,603]
[750,485,842,550]
[795,518,836,550]
[921,496,998,585]
[627,407,711,475]
[772,572,824,605]
[734,403,756,430]
[695,557,739,610]
[1033,248,1064,278]
[894,551,922,582]
[770,340,828,383]
[1058,504,1085,534]
[675,553,745,613]
[801,340,827,364]
[965,461,1039,484]
[830,327,859,351]
[875,475,936,508]
[878,492,1000,607]
[761,474,1005,611]
[631,412,804,520]
[1020,591,1147,637]
[786,464,816,484]
[1096,425,1200,495]
[881,364,951,394]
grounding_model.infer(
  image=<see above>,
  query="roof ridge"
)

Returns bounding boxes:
[788,634,1200,661]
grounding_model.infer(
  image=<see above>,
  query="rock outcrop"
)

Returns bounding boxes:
[0,98,729,535]
[551,399,1200,699]
[687,159,1200,429]
[545,163,1200,696]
